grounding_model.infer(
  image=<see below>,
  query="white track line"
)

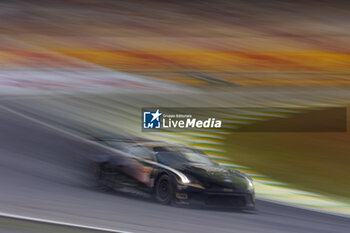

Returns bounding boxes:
[0,212,132,233]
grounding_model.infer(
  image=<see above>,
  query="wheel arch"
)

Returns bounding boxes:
[153,169,178,191]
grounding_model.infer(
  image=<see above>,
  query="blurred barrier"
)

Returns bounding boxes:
[2,49,350,87]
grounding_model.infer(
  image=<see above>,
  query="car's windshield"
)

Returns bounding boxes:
[155,146,214,166]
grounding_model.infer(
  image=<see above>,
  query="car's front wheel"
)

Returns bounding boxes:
[154,174,173,205]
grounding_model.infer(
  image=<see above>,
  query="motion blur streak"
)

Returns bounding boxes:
[1,0,350,232]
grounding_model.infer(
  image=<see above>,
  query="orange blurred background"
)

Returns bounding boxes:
[1,0,350,87]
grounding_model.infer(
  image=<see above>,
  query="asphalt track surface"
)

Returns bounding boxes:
[0,106,349,233]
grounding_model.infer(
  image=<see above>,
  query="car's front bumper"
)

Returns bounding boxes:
[174,187,255,209]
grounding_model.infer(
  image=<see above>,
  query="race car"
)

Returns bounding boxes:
[92,138,255,209]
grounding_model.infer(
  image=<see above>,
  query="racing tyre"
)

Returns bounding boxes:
[93,162,102,179]
[155,174,174,205]
[92,162,111,192]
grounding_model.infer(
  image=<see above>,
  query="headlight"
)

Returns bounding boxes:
[246,178,254,192]
[176,174,205,189]
[178,174,190,184]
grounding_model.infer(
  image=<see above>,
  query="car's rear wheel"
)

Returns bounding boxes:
[93,163,102,179]
[92,162,111,191]
[155,174,173,205]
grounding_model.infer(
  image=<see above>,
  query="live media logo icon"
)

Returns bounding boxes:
[143,109,162,129]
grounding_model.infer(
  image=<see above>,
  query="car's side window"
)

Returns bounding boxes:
[129,146,155,160]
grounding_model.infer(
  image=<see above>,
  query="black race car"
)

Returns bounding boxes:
[92,139,255,209]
